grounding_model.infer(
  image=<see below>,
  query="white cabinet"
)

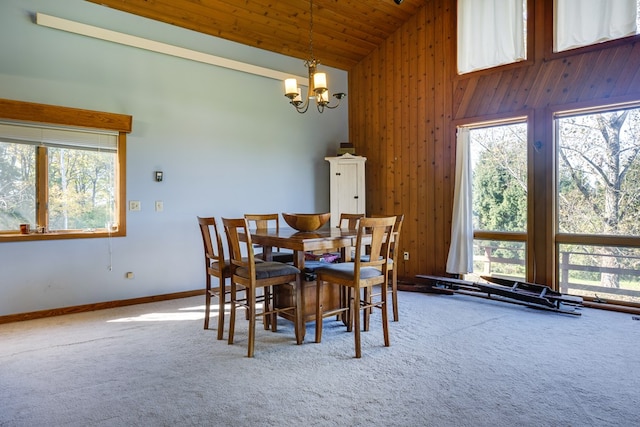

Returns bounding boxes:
[325,154,366,228]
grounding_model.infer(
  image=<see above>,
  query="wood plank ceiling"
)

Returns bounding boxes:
[85,0,426,70]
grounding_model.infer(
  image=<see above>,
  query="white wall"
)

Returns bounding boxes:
[0,0,349,316]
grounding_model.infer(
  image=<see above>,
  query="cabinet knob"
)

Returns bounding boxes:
[354,196,359,199]
[336,172,341,176]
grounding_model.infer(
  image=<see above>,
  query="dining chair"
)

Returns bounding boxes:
[244,213,294,263]
[365,214,405,323]
[197,216,232,340]
[222,217,303,357]
[334,213,364,261]
[314,216,396,358]
[337,213,364,230]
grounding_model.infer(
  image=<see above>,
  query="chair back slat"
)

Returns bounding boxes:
[338,213,364,230]
[245,213,280,232]
[222,217,255,277]
[197,216,225,267]
[355,216,396,273]
[372,213,405,262]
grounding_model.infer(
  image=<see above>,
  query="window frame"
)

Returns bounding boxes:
[0,98,131,242]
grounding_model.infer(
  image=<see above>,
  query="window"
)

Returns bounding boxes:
[471,123,528,233]
[470,121,528,279]
[555,104,640,303]
[457,0,527,74]
[0,99,131,241]
[448,120,528,279]
[554,0,639,53]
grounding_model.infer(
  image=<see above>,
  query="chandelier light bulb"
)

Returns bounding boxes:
[284,78,298,97]
[313,72,327,92]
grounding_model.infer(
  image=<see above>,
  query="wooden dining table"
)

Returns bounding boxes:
[251,226,357,268]
[249,226,359,339]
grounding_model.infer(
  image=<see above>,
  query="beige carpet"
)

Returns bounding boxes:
[1,290,638,426]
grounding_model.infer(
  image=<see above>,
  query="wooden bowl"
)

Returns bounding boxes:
[282,213,331,232]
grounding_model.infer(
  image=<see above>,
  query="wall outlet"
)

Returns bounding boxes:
[403,251,409,261]
[125,272,135,279]
[129,200,141,211]
[155,200,164,212]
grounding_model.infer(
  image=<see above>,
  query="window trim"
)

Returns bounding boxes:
[0,98,132,242]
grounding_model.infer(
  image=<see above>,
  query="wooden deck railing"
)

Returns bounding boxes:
[474,244,640,302]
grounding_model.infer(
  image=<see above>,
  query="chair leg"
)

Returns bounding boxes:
[247,288,256,358]
[391,269,399,321]
[263,287,271,330]
[363,286,370,332]
[228,282,237,345]
[352,286,361,358]
[315,279,323,343]
[216,285,225,340]
[270,286,279,333]
[345,288,353,332]
[382,282,390,347]
[204,276,211,330]
[337,286,345,322]
[294,277,303,345]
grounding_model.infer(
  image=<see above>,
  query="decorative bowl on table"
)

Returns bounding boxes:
[282,213,331,232]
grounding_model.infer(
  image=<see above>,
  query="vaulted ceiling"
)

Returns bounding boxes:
[85,0,427,70]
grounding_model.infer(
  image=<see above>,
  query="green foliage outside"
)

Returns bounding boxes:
[0,142,35,228]
[469,108,640,294]
[471,123,527,233]
[0,141,116,231]
[47,147,115,230]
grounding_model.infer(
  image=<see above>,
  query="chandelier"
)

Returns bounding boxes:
[283,0,346,113]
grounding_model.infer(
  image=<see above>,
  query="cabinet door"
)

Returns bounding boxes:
[336,162,363,215]
[326,155,366,227]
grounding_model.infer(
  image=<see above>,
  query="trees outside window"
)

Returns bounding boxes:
[556,106,640,301]
[469,122,528,279]
[47,146,116,231]
[0,142,35,229]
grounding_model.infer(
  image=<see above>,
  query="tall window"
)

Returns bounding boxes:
[469,121,528,279]
[0,99,130,241]
[554,0,639,52]
[457,0,527,74]
[556,105,640,303]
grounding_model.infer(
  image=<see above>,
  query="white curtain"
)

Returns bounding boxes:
[446,128,474,275]
[457,0,525,74]
[555,0,637,52]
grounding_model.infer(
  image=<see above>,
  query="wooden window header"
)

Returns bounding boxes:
[0,98,132,133]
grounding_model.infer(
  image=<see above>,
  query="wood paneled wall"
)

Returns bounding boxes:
[348,0,640,283]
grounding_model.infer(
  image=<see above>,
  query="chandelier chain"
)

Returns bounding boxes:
[309,0,314,60]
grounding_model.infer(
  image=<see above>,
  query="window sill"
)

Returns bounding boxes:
[0,230,125,242]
